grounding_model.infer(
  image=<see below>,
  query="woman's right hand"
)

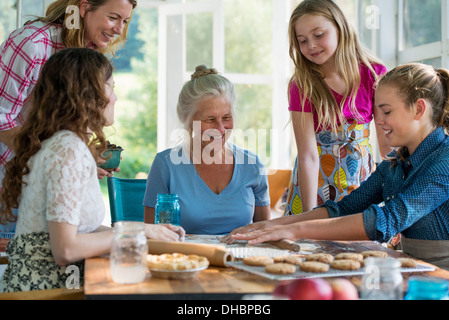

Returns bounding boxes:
[221,220,273,244]
[145,223,185,242]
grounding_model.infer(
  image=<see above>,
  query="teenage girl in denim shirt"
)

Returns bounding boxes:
[226,63,449,269]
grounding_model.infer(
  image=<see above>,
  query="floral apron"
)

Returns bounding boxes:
[285,121,374,215]
[2,232,84,292]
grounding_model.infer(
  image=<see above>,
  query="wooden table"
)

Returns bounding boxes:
[83,240,449,300]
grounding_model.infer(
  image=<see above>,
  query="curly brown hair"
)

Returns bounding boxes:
[0,47,113,224]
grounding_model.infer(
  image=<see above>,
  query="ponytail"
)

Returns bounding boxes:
[378,63,449,131]
[378,63,449,164]
[436,68,449,132]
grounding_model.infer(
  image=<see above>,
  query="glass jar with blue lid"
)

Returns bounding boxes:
[405,276,449,300]
[155,194,181,226]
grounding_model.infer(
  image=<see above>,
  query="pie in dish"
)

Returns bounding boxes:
[146,253,209,271]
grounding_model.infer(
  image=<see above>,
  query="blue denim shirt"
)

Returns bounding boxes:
[323,127,449,242]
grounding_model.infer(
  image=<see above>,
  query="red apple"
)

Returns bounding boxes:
[327,278,359,300]
[272,281,290,299]
[281,278,333,300]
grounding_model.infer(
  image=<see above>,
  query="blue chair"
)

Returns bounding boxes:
[107,177,147,224]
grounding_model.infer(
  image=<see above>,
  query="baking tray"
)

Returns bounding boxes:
[226,260,435,281]
[228,247,288,259]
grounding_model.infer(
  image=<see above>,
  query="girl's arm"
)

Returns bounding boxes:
[48,222,114,266]
[291,111,319,212]
[233,211,369,244]
[49,220,185,266]
[223,206,331,243]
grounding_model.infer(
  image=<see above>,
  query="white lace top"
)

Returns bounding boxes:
[15,130,105,235]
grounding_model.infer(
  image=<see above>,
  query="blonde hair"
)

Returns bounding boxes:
[288,0,383,133]
[33,0,137,56]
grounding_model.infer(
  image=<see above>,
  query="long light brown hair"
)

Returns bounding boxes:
[288,0,383,133]
[0,48,113,224]
[378,63,449,162]
[32,0,137,56]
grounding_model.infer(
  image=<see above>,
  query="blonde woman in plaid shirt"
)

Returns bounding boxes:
[0,0,137,186]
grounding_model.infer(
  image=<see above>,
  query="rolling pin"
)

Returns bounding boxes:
[267,239,301,252]
[147,239,234,267]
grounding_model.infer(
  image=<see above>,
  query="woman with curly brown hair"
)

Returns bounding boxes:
[0,48,185,292]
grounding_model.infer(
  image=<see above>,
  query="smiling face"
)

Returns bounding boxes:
[375,84,424,154]
[295,14,339,69]
[80,0,133,49]
[192,95,234,152]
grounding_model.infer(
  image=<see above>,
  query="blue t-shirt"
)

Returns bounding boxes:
[143,144,270,235]
[324,127,449,242]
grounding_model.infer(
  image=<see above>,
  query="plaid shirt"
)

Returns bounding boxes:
[0,21,64,185]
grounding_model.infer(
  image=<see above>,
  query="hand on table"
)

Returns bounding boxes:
[228,224,298,245]
[145,224,186,242]
[221,220,273,244]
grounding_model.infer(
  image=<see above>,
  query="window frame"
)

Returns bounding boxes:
[9,0,448,169]
[396,0,447,68]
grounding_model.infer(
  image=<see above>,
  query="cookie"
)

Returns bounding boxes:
[273,255,303,265]
[299,261,330,273]
[398,258,418,268]
[330,259,361,270]
[335,252,364,262]
[305,253,334,264]
[361,250,389,258]
[243,256,274,266]
[265,263,297,274]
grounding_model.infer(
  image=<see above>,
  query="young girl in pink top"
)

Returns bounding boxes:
[284,0,391,216]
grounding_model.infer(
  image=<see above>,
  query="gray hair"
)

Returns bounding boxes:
[177,64,236,137]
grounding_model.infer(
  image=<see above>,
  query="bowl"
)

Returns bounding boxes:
[98,145,123,170]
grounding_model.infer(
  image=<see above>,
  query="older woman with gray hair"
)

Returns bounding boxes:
[143,65,271,235]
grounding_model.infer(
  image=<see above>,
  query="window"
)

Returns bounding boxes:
[0,0,18,42]
[152,0,292,171]
[398,0,446,68]
[2,0,448,176]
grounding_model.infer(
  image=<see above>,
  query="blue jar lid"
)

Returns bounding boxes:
[406,276,449,299]
[157,194,179,201]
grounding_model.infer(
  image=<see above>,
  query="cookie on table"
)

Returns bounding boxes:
[334,252,364,262]
[398,258,418,268]
[361,250,389,259]
[305,253,334,264]
[299,261,330,273]
[273,255,303,265]
[243,256,274,266]
[265,263,297,275]
[330,259,361,271]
